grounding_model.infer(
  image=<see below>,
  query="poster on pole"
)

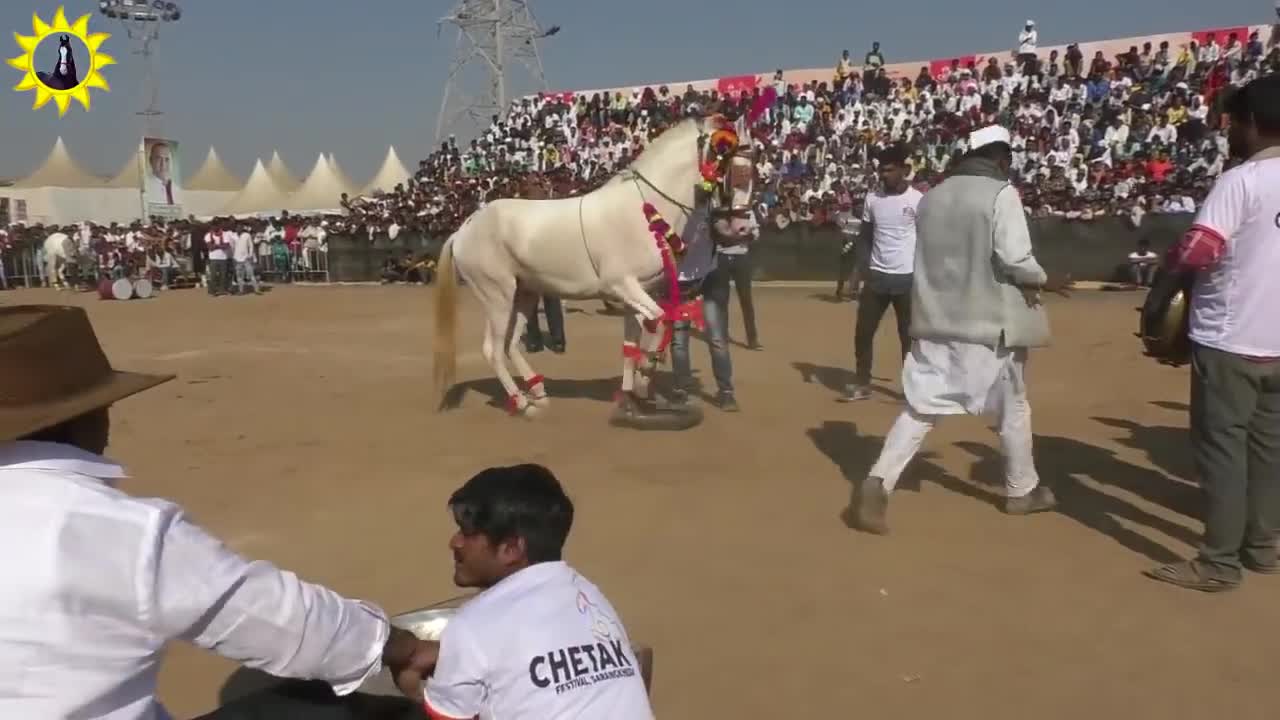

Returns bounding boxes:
[142,136,183,218]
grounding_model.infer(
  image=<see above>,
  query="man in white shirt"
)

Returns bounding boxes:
[0,304,438,719]
[854,126,1071,535]
[231,223,262,295]
[144,140,181,207]
[1145,75,1280,593]
[842,145,923,402]
[424,464,654,720]
[205,220,232,296]
[1127,237,1159,286]
[1016,20,1038,75]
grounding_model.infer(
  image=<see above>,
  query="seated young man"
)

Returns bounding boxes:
[1128,237,1160,286]
[424,464,654,720]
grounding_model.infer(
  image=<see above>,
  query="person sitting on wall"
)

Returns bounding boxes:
[1128,237,1160,286]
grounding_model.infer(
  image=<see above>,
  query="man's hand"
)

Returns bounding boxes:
[382,626,440,700]
[1042,272,1074,297]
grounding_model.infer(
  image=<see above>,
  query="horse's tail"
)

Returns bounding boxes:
[432,235,460,409]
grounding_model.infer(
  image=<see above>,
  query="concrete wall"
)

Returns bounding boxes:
[326,213,1192,285]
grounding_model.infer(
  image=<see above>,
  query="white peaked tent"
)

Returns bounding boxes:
[324,153,360,197]
[284,154,350,211]
[266,150,301,192]
[104,143,144,188]
[14,137,100,188]
[186,147,244,191]
[221,159,290,215]
[361,146,411,194]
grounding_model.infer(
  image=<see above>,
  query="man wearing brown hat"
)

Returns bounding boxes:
[0,305,435,718]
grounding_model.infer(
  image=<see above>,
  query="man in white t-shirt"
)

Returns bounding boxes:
[1016,20,1038,75]
[842,144,924,402]
[1127,238,1159,286]
[1145,75,1280,593]
[205,220,232,296]
[423,465,653,720]
[231,223,262,295]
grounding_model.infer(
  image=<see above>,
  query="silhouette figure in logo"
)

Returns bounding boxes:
[37,35,80,91]
[576,590,623,642]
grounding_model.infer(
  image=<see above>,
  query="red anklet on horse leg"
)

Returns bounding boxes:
[622,344,645,361]
[506,394,525,415]
[523,374,547,398]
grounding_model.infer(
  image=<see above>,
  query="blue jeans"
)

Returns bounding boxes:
[670,266,733,395]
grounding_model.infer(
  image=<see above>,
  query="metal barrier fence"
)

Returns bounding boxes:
[0,246,328,289]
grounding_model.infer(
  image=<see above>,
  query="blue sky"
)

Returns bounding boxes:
[0,1,1266,183]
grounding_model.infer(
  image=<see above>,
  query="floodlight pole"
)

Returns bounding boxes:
[118,21,164,137]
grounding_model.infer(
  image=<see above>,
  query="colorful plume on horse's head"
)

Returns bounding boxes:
[747,86,778,126]
[709,128,739,156]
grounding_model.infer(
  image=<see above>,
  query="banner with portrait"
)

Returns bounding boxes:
[142,137,183,218]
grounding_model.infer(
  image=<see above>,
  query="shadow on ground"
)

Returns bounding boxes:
[806,420,949,527]
[792,362,903,401]
[806,419,1199,563]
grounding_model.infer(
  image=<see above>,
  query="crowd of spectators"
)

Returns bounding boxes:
[340,22,1279,241]
[0,214,330,291]
[3,21,1278,290]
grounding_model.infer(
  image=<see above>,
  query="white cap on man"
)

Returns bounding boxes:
[1026,19,1035,26]
[968,124,1012,152]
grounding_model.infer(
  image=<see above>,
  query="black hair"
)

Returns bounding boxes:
[448,464,573,563]
[1224,74,1280,135]
[878,143,908,168]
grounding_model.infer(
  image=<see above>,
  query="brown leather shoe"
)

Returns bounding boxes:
[855,476,890,534]
[1004,486,1058,515]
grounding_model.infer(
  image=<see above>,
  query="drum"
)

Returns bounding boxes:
[110,277,134,301]
[97,276,114,300]
[1137,268,1193,365]
[133,278,154,299]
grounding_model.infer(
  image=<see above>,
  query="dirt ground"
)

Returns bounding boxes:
[7,282,1278,719]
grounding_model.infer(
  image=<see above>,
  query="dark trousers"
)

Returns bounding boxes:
[836,247,859,297]
[193,680,419,720]
[525,295,565,349]
[719,251,759,346]
[854,270,912,386]
[1191,344,1280,581]
[208,259,231,296]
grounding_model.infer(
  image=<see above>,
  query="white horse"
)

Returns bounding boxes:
[433,114,758,418]
[42,231,83,290]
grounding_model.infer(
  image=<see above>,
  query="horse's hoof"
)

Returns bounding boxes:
[528,393,550,409]
[517,403,542,420]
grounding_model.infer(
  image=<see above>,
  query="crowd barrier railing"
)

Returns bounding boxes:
[0,246,328,290]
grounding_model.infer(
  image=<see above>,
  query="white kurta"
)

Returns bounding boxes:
[873,340,1039,497]
[902,338,1026,416]
[868,181,1045,498]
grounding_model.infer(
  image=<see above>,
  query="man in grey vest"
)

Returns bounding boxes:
[853,125,1071,535]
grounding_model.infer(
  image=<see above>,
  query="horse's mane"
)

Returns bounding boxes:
[602,118,703,187]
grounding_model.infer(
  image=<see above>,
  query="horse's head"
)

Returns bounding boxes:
[55,35,76,78]
[696,113,756,240]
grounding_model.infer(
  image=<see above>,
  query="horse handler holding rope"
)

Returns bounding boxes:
[853,126,1072,535]
[668,203,739,411]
